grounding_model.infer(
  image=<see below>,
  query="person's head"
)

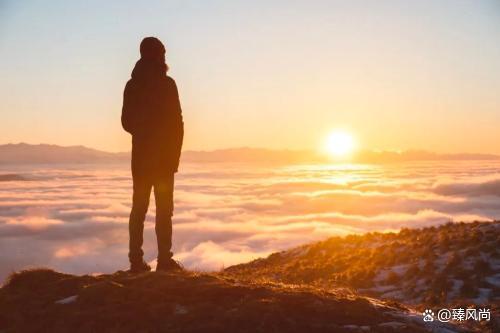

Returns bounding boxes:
[140,37,165,63]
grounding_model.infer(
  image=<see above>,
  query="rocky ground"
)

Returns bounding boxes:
[225,221,500,307]
[225,221,500,332]
[0,268,463,333]
[2,221,499,332]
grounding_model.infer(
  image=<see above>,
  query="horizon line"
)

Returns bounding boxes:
[2,141,500,158]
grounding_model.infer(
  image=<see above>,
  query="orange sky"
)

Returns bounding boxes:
[1,1,500,153]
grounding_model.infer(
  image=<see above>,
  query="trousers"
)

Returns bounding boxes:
[128,173,174,264]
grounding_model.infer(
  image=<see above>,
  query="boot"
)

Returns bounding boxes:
[129,260,152,273]
[156,258,184,272]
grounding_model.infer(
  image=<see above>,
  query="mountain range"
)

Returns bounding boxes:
[1,143,499,165]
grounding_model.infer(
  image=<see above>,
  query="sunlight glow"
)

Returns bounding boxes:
[325,130,356,157]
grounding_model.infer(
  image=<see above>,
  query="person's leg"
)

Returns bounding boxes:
[129,176,153,264]
[153,173,175,264]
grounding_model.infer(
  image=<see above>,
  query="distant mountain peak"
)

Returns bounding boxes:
[1,143,499,164]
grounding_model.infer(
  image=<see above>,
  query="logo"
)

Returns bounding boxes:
[423,307,490,323]
[422,309,434,322]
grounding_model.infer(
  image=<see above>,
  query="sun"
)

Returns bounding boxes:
[325,130,356,157]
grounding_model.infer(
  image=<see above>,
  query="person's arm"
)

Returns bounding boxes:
[121,81,139,135]
[169,78,184,172]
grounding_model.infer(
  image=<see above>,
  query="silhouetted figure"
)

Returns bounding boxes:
[122,37,184,273]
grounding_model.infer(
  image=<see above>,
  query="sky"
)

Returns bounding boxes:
[1,0,500,153]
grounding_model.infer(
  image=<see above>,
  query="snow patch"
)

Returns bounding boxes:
[55,295,78,304]
[473,288,492,304]
[378,321,406,329]
[485,273,500,287]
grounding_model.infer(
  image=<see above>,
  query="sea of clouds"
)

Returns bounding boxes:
[1,160,499,281]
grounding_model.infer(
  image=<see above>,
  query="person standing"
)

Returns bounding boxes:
[121,37,184,273]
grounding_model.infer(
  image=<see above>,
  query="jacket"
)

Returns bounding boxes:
[122,59,184,176]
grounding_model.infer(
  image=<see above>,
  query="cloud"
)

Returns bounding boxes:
[0,160,499,281]
[54,243,93,258]
[175,241,271,271]
[434,178,500,197]
[5,216,63,230]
